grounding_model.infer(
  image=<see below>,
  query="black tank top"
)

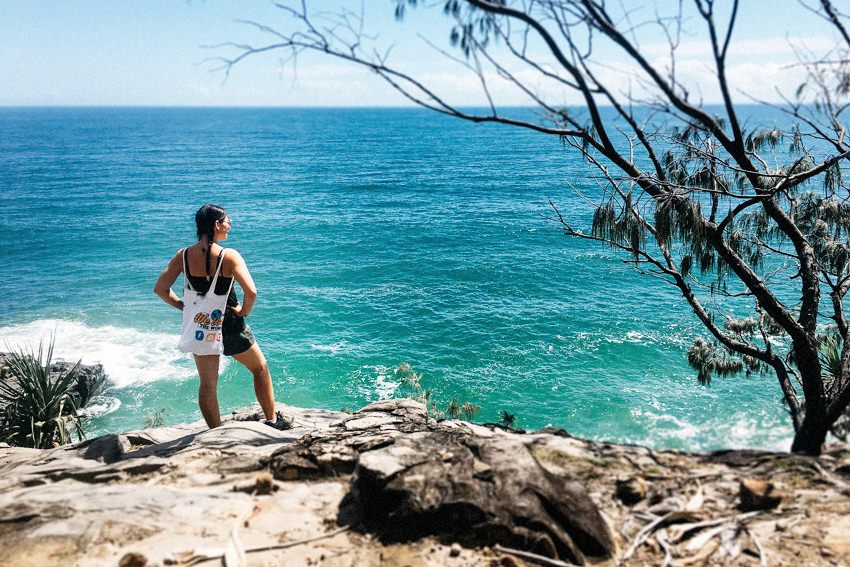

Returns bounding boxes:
[183,248,238,307]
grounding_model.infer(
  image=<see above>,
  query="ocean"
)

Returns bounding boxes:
[0,106,794,451]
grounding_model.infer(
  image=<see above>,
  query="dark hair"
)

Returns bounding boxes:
[195,204,227,278]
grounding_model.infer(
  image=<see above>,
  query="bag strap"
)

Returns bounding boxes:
[182,248,196,292]
[207,249,228,297]
[223,253,235,298]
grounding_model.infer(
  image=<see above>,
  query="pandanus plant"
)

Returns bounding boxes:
[0,339,85,448]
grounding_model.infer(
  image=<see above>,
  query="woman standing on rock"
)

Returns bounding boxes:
[154,204,290,430]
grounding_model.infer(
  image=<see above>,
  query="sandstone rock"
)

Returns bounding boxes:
[270,451,323,480]
[56,456,169,483]
[357,444,429,479]
[52,360,107,408]
[124,428,192,447]
[77,434,130,464]
[350,434,396,453]
[824,515,850,555]
[835,452,850,476]
[739,478,782,511]
[316,450,357,475]
[118,552,147,567]
[342,432,615,564]
[615,476,648,505]
[268,399,616,565]
[233,472,277,495]
[357,399,428,421]
[472,459,492,480]
[343,414,401,431]
[255,472,276,494]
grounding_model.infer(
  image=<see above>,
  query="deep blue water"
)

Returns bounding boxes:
[0,106,794,450]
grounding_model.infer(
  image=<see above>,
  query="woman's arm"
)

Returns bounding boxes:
[227,250,257,318]
[154,250,185,311]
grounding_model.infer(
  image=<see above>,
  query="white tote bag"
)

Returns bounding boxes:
[178,248,234,355]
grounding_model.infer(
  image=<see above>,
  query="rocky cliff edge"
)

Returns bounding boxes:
[1,399,850,566]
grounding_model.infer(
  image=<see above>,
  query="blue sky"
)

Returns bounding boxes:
[1,1,843,107]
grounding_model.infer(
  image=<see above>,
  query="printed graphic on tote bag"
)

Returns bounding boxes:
[193,309,224,341]
[193,310,224,330]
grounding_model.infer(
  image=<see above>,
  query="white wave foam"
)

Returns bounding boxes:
[0,319,203,388]
[309,340,348,354]
[354,364,400,400]
[607,331,654,345]
[571,252,613,260]
[79,396,122,419]
[720,414,793,452]
[373,365,402,400]
[630,406,793,451]
[632,408,701,440]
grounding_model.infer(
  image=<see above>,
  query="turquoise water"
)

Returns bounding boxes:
[0,107,793,451]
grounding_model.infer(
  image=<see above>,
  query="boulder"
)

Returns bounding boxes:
[615,476,648,505]
[118,552,148,567]
[738,477,783,511]
[77,434,130,464]
[0,354,107,410]
[347,431,614,564]
[51,360,107,407]
[268,399,616,565]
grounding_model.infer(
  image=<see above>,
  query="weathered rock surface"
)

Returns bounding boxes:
[1,398,849,566]
[267,399,614,564]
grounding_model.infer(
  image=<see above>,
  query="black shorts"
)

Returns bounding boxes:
[222,310,256,356]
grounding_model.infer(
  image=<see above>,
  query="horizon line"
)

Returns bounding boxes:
[0,102,769,110]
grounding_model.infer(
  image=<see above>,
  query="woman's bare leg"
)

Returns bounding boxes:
[231,343,275,420]
[193,354,222,428]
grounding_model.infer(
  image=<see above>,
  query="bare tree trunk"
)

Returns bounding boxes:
[791,411,830,455]
[792,350,829,455]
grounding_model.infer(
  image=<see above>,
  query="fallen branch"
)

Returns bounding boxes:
[655,528,673,567]
[241,526,351,555]
[643,471,723,481]
[168,526,351,566]
[678,538,721,566]
[684,524,729,553]
[622,509,759,561]
[812,462,850,488]
[622,511,699,560]
[666,516,732,543]
[493,544,581,567]
[744,525,768,567]
[223,528,246,567]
